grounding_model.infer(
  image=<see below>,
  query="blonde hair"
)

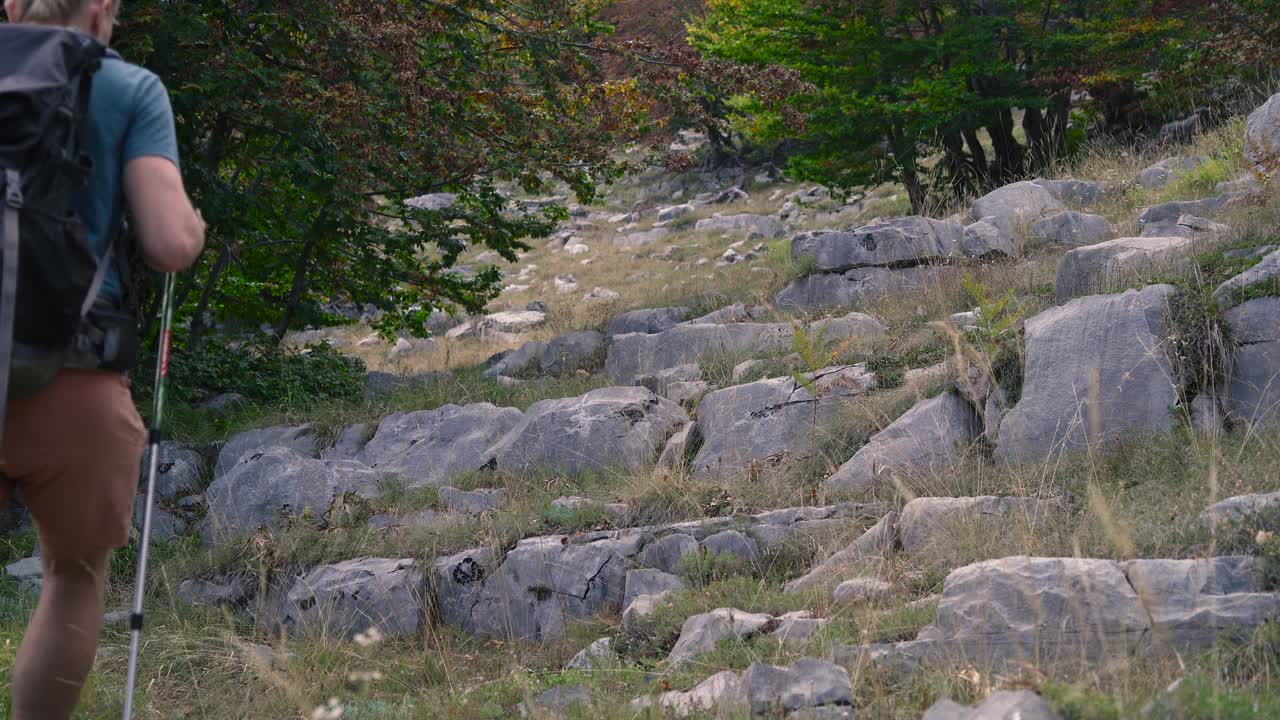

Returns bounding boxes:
[11,0,117,25]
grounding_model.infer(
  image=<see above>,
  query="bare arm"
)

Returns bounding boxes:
[123,156,206,272]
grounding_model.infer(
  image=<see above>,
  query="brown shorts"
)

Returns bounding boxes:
[0,369,146,556]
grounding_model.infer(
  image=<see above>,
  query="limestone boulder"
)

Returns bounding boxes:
[270,558,424,640]
[1054,236,1191,300]
[897,496,1058,554]
[1224,298,1280,428]
[214,424,319,480]
[539,330,604,376]
[790,217,965,272]
[777,267,946,312]
[668,608,774,669]
[1245,92,1280,177]
[695,214,785,238]
[353,404,524,487]
[970,181,1065,236]
[1213,247,1280,310]
[1032,211,1114,247]
[1135,156,1202,189]
[607,307,690,340]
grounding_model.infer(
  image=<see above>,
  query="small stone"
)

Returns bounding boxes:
[438,486,504,515]
[833,577,893,606]
[566,638,617,672]
[702,529,759,563]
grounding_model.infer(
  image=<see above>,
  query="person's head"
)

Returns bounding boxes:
[4,0,119,44]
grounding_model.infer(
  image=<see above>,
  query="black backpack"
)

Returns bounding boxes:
[0,25,130,430]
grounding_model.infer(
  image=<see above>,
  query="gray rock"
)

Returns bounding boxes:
[1137,196,1229,233]
[1054,236,1191,300]
[743,657,853,717]
[925,557,1150,667]
[1135,156,1202,189]
[1224,298,1280,428]
[962,218,1016,258]
[438,486,504,515]
[151,443,205,500]
[483,341,546,379]
[1032,211,1114,247]
[608,323,785,385]
[897,496,1058,554]
[970,181,1066,236]
[616,227,669,248]
[771,611,828,648]
[1214,248,1280,309]
[669,608,774,669]
[923,698,972,720]
[1174,214,1232,238]
[1199,492,1280,531]
[931,690,1061,720]
[665,380,711,408]
[566,637,617,672]
[488,387,688,475]
[406,193,457,211]
[1245,92,1280,177]
[607,307,690,340]
[1189,393,1225,434]
[272,558,424,640]
[205,448,365,541]
[657,422,697,472]
[622,592,669,633]
[733,359,766,383]
[431,547,495,630]
[214,424,319,480]
[1030,178,1109,206]
[357,404,524,488]
[607,314,882,385]
[702,529,759,563]
[133,498,185,543]
[833,577,893,606]
[1122,556,1279,652]
[631,670,746,719]
[539,331,604,377]
[549,496,602,514]
[790,217,965,272]
[692,365,877,479]
[826,393,980,495]
[174,576,252,608]
[624,568,684,609]
[785,512,898,593]
[324,423,373,461]
[691,303,768,324]
[658,204,694,222]
[5,556,42,593]
[996,285,1179,463]
[777,267,947,312]
[638,532,701,574]
[198,392,245,416]
[696,214,785,238]
[522,685,591,717]
[450,532,641,640]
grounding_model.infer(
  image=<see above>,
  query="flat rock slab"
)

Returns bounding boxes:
[695,214,785,238]
[1200,492,1280,530]
[970,181,1065,236]
[1224,297,1280,428]
[607,307,690,340]
[566,637,618,672]
[743,657,853,717]
[205,448,382,542]
[631,671,746,719]
[669,608,774,669]
[692,365,877,479]
[1054,236,1191,300]
[1213,247,1280,309]
[785,511,898,593]
[270,558,423,640]
[1135,156,1203,189]
[215,425,318,480]
[487,386,688,475]
[790,217,965,272]
[624,568,684,609]
[826,392,980,496]
[1032,211,1113,248]
[996,285,1178,463]
[833,577,892,606]
[776,266,947,312]
[904,555,1280,670]
[897,496,1058,554]
[348,403,524,488]
[438,486,504,515]
[1245,92,1280,177]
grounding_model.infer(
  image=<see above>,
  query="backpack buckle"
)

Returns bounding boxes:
[3,170,21,210]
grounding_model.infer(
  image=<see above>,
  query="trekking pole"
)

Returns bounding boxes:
[122,272,176,720]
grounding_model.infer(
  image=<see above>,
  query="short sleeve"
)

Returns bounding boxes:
[123,71,180,169]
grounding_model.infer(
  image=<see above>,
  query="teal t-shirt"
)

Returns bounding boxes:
[75,55,180,304]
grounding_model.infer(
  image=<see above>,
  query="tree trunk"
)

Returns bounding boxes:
[188,246,231,347]
[962,127,990,187]
[987,108,1025,182]
[273,211,328,341]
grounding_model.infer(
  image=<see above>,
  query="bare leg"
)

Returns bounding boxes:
[10,551,110,720]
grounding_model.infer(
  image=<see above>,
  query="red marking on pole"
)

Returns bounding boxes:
[160,329,172,378]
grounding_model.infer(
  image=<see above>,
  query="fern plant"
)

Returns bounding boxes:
[959,272,1022,357]
[790,320,857,400]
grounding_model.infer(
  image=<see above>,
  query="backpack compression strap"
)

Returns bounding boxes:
[0,169,23,452]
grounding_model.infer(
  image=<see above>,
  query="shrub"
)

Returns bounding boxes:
[139,337,367,408]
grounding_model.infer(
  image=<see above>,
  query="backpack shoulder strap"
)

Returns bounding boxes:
[0,170,23,445]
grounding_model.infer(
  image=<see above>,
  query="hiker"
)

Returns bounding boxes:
[1,1,205,717]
